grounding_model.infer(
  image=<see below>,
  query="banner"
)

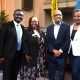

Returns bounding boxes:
[75,0,80,9]
[51,0,58,22]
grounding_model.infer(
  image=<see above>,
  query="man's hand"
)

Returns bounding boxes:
[53,49,62,57]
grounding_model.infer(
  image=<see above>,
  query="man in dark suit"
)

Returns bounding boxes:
[0,9,28,80]
[46,10,70,80]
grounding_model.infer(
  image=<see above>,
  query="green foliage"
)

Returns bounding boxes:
[0,10,9,24]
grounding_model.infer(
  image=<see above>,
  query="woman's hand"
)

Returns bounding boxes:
[0,57,5,64]
[25,55,32,62]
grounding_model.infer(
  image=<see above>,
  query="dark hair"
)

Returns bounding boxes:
[73,9,80,15]
[14,9,24,14]
[28,16,40,32]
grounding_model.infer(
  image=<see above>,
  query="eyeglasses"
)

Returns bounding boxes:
[54,14,62,16]
[31,21,38,23]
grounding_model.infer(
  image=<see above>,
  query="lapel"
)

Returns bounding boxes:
[30,30,39,42]
[50,24,63,40]
[57,25,62,39]
[70,24,74,38]
[10,21,17,34]
[10,21,17,39]
[75,27,80,39]
[50,25,55,39]
[56,22,63,40]
[70,24,80,41]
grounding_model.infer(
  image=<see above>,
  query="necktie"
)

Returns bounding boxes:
[16,24,22,51]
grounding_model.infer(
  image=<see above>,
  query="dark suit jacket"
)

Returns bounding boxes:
[0,21,28,59]
[22,29,46,67]
[46,21,70,55]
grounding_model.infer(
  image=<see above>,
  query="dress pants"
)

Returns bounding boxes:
[69,49,80,80]
[3,51,23,80]
[48,54,65,80]
[70,55,80,80]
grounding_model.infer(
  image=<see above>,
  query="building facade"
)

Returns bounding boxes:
[0,0,76,28]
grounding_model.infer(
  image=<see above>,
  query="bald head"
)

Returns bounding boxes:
[53,10,63,24]
[54,10,62,16]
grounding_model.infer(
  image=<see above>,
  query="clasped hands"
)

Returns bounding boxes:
[53,49,62,57]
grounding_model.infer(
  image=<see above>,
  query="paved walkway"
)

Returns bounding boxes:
[0,70,72,80]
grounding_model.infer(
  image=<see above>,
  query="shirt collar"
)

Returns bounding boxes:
[13,20,20,26]
[54,22,61,26]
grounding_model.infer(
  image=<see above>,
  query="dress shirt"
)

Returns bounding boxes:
[14,21,23,51]
[54,24,60,39]
[54,23,63,53]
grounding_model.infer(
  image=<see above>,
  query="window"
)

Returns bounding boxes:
[22,0,33,11]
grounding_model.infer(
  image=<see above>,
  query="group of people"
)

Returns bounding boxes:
[0,8,80,80]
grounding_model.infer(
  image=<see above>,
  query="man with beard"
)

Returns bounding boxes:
[46,10,70,80]
[0,9,28,80]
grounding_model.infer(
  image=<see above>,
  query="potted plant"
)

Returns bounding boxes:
[0,10,9,69]
[0,10,9,27]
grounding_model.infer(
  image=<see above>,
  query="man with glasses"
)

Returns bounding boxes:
[0,9,28,80]
[46,10,70,80]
